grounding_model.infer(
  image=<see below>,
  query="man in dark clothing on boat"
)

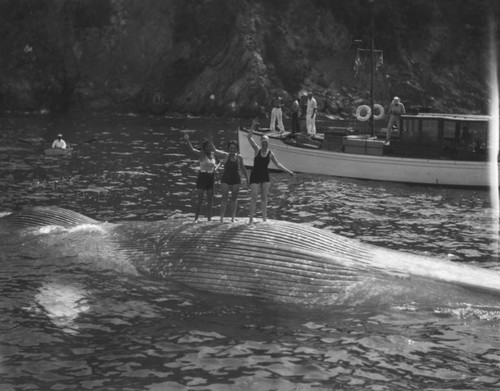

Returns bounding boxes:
[386,96,406,141]
[299,92,308,133]
[291,97,300,134]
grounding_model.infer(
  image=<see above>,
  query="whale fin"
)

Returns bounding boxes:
[0,206,99,230]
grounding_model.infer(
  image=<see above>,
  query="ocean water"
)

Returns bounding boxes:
[1,113,500,390]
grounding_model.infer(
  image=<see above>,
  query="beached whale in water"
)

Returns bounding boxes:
[2,206,500,307]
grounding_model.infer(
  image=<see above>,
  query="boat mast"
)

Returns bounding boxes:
[355,0,381,137]
[369,0,375,137]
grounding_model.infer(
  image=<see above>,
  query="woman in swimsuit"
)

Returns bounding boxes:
[184,134,217,222]
[246,118,294,224]
[212,140,249,222]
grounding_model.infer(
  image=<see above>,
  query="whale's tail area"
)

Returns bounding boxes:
[0,206,99,232]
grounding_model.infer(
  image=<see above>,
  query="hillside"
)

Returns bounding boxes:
[0,0,495,118]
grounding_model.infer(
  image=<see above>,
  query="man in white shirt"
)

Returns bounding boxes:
[269,92,285,132]
[306,92,317,135]
[386,96,406,141]
[52,134,67,149]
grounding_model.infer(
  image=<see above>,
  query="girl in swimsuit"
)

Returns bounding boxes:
[184,134,217,222]
[212,140,249,222]
[246,118,294,224]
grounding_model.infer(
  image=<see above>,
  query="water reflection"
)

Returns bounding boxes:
[31,281,90,335]
[1,113,500,390]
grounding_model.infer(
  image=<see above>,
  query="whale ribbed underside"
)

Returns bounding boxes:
[1,206,98,230]
[0,207,378,304]
[145,221,376,303]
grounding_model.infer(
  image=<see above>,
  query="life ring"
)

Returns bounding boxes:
[373,104,385,120]
[355,105,371,122]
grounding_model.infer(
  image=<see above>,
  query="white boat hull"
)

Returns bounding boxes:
[238,129,498,187]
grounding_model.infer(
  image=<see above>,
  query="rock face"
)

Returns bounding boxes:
[0,0,493,117]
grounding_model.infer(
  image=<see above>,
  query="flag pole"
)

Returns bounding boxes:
[369,0,375,137]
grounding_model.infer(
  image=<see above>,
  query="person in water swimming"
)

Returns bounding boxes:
[211,139,249,222]
[184,134,217,222]
[52,133,67,149]
[246,118,294,224]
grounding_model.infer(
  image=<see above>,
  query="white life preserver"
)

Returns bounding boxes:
[355,105,371,122]
[373,104,385,120]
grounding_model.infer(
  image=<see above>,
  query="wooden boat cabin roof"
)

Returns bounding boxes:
[403,113,491,122]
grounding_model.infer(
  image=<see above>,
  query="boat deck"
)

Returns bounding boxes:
[237,111,497,187]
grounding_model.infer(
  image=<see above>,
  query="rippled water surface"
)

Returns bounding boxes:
[1,113,500,390]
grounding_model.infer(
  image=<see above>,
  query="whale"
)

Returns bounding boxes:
[2,206,500,307]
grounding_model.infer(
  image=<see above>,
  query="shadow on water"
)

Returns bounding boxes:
[1,113,500,390]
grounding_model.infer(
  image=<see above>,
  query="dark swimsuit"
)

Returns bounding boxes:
[196,172,214,190]
[249,149,271,184]
[221,155,241,185]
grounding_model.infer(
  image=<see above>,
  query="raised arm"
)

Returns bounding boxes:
[184,134,200,154]
[210,141,228,160]
[270,151,294,176]
[246,118,260,153]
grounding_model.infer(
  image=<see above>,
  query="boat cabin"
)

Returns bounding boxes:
[387,113,491,161]
[318,113,492,161]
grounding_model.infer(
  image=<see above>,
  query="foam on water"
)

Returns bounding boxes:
[37,223,106,235]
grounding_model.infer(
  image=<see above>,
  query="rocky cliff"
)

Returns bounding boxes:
[0,0,495,117]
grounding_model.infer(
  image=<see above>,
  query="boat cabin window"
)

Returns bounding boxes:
[421,119,440,142]
[443,120,456,140]
[396,114,490,161]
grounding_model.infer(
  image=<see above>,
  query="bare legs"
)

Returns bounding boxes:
[249,182,270,224]
[194,188,213,222]
[195,181,270,224]
[220,183,240,222]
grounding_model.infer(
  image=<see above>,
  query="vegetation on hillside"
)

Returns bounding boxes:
[0,0,495,116]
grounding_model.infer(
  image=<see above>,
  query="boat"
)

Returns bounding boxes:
[237,0,498,188]
[237,1,497,188]
[43,147,73,156]
[238,112,498,187]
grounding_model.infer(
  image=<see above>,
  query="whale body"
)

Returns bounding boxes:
[2,206,500,307]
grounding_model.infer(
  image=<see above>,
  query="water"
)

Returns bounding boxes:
[1,113,500,390]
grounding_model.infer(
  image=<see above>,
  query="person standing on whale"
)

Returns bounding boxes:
[211,140,249,222]
[184,134,217,222]
[246,118,294,224]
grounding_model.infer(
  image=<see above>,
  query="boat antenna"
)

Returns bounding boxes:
[369,0,375,137]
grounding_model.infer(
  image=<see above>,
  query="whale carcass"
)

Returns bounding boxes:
[2,206,500,306]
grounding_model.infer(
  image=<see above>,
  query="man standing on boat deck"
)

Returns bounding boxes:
[291,96,300,134]
[386,96,406,141]
[269,92,285,132]
[306,91,317,135]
